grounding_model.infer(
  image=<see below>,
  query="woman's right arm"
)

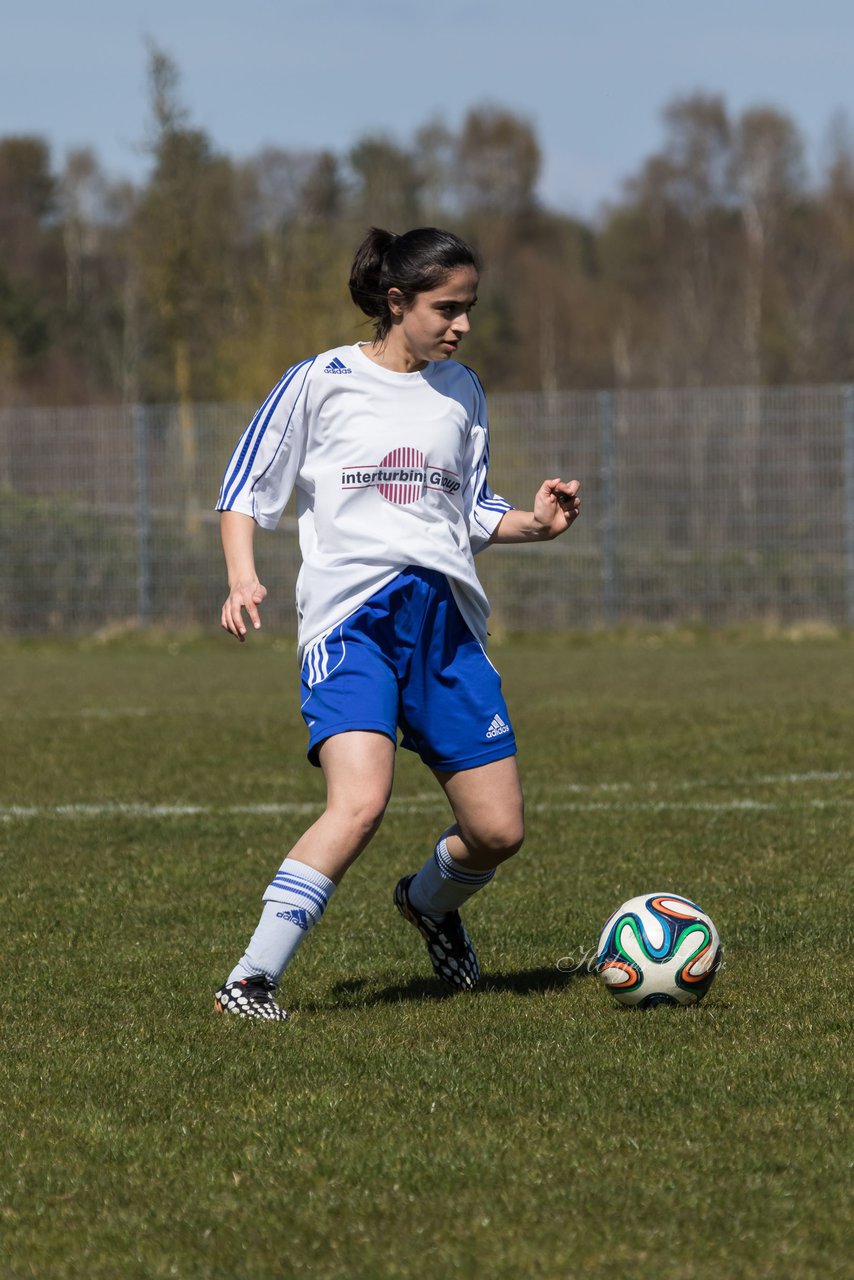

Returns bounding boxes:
[220,510,267,642]
[216,358,314,640]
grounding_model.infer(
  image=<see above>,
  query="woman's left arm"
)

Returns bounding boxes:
[490,478,581,544]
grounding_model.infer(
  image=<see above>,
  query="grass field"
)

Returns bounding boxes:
[2,628,852,1280]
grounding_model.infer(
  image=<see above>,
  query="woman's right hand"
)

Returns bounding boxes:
[221,579,268,641]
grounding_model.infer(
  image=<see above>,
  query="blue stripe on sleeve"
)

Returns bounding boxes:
[216,377,284,508]
[242,358,314,494]
[219,358,313,510]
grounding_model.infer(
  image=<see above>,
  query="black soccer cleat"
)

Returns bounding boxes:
[393,874,480,991]
[214,975,288,1022]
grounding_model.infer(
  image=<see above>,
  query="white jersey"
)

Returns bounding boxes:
[216,342,512,655]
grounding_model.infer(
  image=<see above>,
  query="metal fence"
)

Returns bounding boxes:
[2,386,853,636]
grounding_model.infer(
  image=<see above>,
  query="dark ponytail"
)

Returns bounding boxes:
[349,226,479,340]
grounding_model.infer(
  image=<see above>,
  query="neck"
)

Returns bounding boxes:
[363,337,427,374]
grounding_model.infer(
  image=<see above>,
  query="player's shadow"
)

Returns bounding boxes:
[325,962,596,1010]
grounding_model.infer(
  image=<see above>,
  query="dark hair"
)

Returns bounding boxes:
[349,226,480,340]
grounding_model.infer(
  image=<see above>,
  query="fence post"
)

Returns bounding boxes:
[133,403,153,627]
[845,386,854,627]
[599,389,618,626]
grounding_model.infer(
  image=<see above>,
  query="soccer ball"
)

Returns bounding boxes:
[596,892,722,1008]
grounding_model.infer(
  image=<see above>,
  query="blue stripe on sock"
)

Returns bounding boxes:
[266,872,329,916]
[267,872,329,905]
[433,842,495,886]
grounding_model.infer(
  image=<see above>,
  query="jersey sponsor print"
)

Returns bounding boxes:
[340,446,461,507]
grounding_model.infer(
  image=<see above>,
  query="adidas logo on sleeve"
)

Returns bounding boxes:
[485,713,511,740]
[324,357,352,375]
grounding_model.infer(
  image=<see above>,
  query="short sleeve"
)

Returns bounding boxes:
[461,369,513,553]
[216,357,315,528]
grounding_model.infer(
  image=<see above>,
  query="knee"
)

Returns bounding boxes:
[337,787,390,845]
[461,812,525,866]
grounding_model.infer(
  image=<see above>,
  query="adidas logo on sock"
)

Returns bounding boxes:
[324,356,352,375]
[276,908,311,930]
[485,713,511,740]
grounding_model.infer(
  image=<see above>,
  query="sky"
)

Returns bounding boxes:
[3,0,854,218]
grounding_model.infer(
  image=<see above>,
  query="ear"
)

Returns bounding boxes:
[387,287,406,318]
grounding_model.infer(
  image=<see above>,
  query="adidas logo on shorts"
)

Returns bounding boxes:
[485,713,511,740]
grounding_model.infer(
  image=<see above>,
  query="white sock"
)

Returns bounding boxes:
[227,858,336,986]
[407,828,496,919]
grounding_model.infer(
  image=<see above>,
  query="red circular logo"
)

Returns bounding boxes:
[377,447,425,505]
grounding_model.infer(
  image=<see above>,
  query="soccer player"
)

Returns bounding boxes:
[213,226,581,1020]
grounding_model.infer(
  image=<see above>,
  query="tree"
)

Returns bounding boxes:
[348,135,422,228]
[57,149,137,399]
[456,106,540,219]
[728,107,805,525]
[607,95,740,386]
[414,119,457,219]
[0,136,55,255]
[0,137,57,396]
[731,106,805,382]
[133,43,241,533]
[299,151,344,224]
[658,94,732,218]
[133,43,241,398]
[223,146,354,398]
[813,114,854,378]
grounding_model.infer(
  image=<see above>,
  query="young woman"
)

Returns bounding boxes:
[214,226,580,1020]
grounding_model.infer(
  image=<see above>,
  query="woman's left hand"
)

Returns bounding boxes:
[489,478,581,543]
[532,477,581,539]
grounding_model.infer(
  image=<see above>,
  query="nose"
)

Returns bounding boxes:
[452,310,471,336]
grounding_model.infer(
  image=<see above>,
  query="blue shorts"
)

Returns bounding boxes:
[299,567,517,772]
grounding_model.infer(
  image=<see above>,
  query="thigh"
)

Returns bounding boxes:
[300,622,399,766]
[319,730,397,816]
[400,588,517,772]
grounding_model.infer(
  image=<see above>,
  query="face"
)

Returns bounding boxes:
[388,265,479,367]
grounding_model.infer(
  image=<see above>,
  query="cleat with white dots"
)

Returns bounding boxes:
[393,874,480,991]
[214,975,288,1021]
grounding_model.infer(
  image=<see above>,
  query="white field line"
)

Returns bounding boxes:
[751,770,854,785]
[0,800,433,820]
[1,782,853,823]
[3,803,853,821]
